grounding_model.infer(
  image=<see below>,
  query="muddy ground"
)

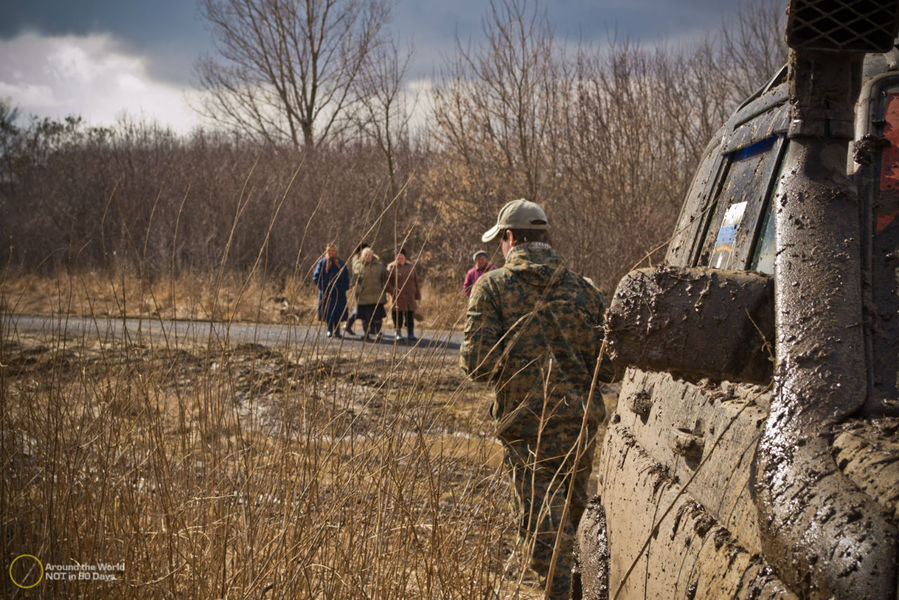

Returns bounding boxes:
[1,330,619,597]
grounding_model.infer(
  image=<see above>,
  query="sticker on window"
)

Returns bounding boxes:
[710,201,747,269]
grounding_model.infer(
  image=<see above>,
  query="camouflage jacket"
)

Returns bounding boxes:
[460,243,611,439]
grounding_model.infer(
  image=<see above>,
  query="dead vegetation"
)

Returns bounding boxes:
[1,270,618,598]
[0,269,467,332]
[0,1,787,298]
[1,324,550,598]
[0,1,779,595]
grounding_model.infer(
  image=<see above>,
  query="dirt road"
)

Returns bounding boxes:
[1,313,462,354]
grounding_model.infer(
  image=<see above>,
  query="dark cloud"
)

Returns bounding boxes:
[548,0,744,40]
[0,0,205,43]
[0,0,210,85]
[390,0,746,78]
[1,0,748,84]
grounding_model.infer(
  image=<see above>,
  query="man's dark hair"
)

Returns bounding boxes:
[506,229,550,244]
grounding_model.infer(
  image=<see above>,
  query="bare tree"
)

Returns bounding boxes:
[434,0,560,203]
[0,99,18,137]
[356,39,414,200]
[551,40,692,284]
[0,99,21,181]
[196,0,392,150]
[716,0,789,105]
[353,39,417,253]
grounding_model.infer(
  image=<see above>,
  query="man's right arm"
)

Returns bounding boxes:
[460,279,502,381]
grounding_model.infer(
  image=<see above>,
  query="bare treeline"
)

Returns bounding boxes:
[0,119,421,283]
[430,0,786,285]
[0,0,785,297]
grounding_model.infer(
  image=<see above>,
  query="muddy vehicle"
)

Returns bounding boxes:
[577,2,899,599]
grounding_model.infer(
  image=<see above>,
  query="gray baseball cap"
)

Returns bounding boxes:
[480,199,548,243]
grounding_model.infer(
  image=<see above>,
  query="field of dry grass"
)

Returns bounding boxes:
[1,269,469,332]
[1,271,615,599]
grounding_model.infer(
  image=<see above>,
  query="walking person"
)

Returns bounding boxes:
[463,250,496,298]
[312,243,350,339]
[460,199,613,599]
[344,242,369,336]
[386,248,421,342]
[352,247,387,341]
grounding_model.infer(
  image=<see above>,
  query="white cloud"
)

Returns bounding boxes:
[0,31,207,133]
[405,77,435,134]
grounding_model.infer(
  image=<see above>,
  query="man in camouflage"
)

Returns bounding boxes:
[461,199,612,599]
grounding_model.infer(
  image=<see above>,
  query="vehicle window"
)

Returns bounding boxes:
[748,154,790,275]
[749,200,776,275]
[699,137,781,270]
[871,87,899,398]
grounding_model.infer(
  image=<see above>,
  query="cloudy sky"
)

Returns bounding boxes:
[0,0,751,132]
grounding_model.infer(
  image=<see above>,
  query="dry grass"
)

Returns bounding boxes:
[1,270,317,324]
[418,281,469,332]
[0,268,566,598]
[1,334,549,598]
[0,255,618,599]
[1,269,469,333]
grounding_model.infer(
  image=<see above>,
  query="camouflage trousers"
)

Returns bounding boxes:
[501,425,596,600]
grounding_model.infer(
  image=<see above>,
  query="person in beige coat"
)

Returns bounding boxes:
[343,242,369,336]
[386,248,421,342]
[352,247,388,340]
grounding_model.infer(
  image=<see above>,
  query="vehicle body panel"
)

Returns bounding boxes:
[578,33,899,600]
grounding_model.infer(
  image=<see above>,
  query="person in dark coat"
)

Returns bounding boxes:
[312,243,350,338]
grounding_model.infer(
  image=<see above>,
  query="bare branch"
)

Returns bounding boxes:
[195,0,393,149]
